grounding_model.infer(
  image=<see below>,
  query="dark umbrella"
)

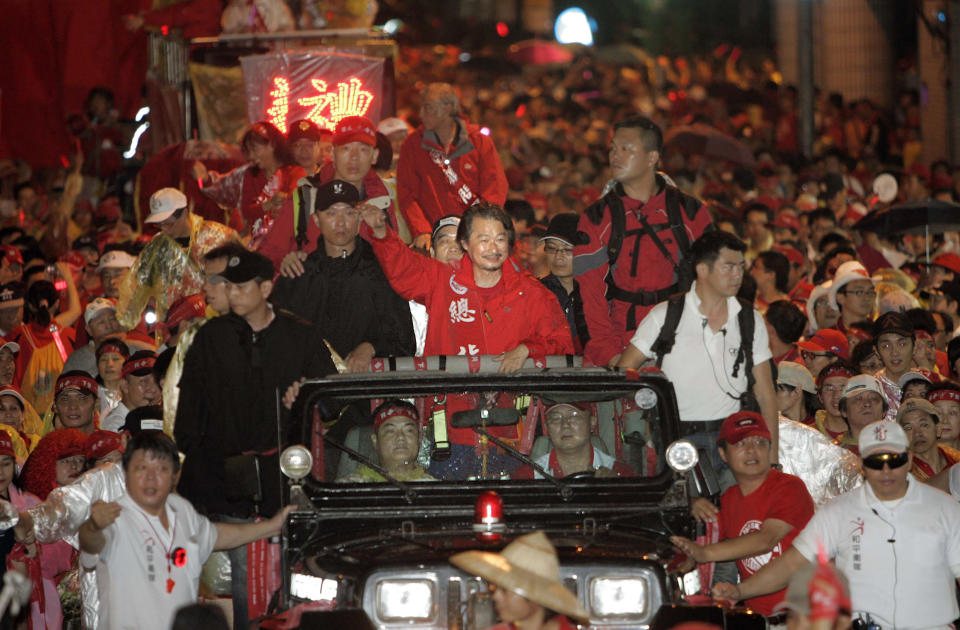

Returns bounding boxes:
[663,123,755,166]
[707,82,764,106]
[460,55,521,75]
[853,198,960,262]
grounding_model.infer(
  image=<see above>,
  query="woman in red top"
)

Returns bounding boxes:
[12,269,81,413]
[195,121,304,240]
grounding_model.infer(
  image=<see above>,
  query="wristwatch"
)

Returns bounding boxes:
[770,463,783,471]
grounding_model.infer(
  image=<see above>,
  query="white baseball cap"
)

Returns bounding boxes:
[0,340,19,356]
[377,117,410,137]
[841,374,884,400]
[96,250,136,272]
[84,297,117,325]
[858,420,909,457]
[145,188,188,223]
[776,361,817,395]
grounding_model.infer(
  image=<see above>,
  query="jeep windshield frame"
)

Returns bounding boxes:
[288,368,683,498]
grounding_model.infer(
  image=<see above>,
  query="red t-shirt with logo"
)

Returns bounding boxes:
[719,469,815,615]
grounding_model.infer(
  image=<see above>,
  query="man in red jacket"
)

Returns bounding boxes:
[360,202,573,477]
[574,116,712,367]
[397,83,508,250]
[360,202,572,366]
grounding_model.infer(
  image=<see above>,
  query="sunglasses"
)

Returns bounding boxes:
[862,452,909,470]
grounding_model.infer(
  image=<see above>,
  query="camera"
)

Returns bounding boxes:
[852,616,881,630]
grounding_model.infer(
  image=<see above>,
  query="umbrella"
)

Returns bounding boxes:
[853,198,960,262]
[707,82,765,106]
[505,40,574,66]
[663,123,755,166]
[460,55,521,75]
[592,43,652,66]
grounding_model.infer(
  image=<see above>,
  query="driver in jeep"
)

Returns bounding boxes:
[337,400,435,483]
[512,402,635,479]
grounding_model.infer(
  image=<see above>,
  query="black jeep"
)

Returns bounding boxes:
[271,358,763,629]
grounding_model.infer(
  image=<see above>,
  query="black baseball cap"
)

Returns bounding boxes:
[120,405,164,434]
[313,179,360,213]
[214,248,275,284]
[539,213,587,247]
[72,235,99,253]
[874,311,915,338]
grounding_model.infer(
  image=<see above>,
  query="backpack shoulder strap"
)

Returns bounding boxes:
[663,185,699,257]
[650,294,686,368]
[733,298,755,387]
[605,192,627,268]
[294,186,307,248]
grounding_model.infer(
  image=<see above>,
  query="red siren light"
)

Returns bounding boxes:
[473,491,505,542]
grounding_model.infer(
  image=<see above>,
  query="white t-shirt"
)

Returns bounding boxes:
[94,492,218,630]
[792,476,960,629]
[948,464,960,500]
[629,283,772,422]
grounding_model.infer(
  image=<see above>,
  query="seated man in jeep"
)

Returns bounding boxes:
[337,400,436,482]
[513,402,635,479]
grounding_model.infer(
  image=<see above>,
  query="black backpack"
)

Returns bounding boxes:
[649,294,759,411]
[584,180,704,330]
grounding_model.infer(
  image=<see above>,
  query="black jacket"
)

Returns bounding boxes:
[175,309,336,517]
[271,237,415,359]
[540,274,589,351]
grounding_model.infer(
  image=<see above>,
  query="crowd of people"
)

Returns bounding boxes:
[0,38,957,630]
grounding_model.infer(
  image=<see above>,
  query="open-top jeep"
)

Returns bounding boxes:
[271,358,764,629]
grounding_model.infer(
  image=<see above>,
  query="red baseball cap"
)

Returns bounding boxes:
[0,246,22,267]
[797,328,850,360]
[0,432,14,459]
[718,411,771,446]
[333,116,376,147]
[930,253,960,276]
[287,119,323,144]
[772,213,801,233]
[772,244,804,267]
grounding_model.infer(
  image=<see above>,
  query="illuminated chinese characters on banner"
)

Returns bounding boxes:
[266,76,375,133]
[241,51,385,132]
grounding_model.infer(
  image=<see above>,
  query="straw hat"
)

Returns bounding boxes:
[450,531,589,622]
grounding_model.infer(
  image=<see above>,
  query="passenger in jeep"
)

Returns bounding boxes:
[337,400,435,482]
[512,402,634,479]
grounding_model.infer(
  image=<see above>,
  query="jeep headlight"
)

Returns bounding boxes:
[589,577,647,617]
[376,579,434,621]
[665,440,698,472]
[280,445,313,481]
[681,569,702,597]
[291,573,337,601]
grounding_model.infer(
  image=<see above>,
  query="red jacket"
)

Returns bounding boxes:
[573,180,711,367]
[397,119,508,238]
[361,225,573,359]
